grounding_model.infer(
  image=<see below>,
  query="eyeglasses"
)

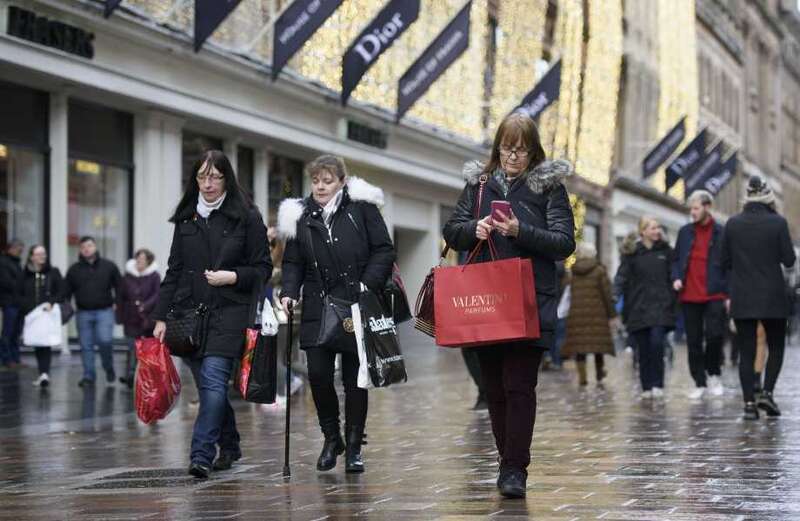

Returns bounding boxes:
[498,145,529,159]
[196,173,225,183]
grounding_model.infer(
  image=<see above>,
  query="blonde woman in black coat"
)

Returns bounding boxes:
[278,155,395,474]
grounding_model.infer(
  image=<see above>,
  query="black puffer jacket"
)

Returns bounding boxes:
[721,202,796,319]
[613,240,676,332]
[443,160,576,347]
[0,253,23,307]
[153,196,271,359]
[278,178,396,350]
[19,264,64,316]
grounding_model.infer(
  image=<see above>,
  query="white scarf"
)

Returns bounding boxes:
[321,189,344,228]
[197,192,227,219]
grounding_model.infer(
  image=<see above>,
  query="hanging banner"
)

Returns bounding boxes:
[342,0,420,106]
[665,129,707,192]
[514,59,562,120]
[195,0,243,52]
[272,0,343,81]
[684,142,723,194]
[703,152,737,196]
[642,117,686,178]
[396,2,471,121]
[105,0,123,17]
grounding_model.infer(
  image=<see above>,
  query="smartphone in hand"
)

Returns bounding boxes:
[491,200,512,222]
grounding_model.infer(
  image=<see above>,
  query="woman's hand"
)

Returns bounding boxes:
[494,211,520,238]
[476,215,493,240]
[153,320,166,342]
[280,297,297,311]
[205,270,237,286]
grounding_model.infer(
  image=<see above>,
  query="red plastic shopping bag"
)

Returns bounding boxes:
[433,256,540,347]
[135,337,181,424]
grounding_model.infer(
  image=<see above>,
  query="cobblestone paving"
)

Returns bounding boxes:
[1,326,799,520]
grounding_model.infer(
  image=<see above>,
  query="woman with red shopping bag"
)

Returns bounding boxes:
[443,113,575,499]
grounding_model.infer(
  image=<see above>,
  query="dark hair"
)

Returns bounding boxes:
[484,113,546,175]
[134,248,155,265]
[79,236,96,245]
[306,154,348,181]
[26,244,47,265]
[170,150,253,222]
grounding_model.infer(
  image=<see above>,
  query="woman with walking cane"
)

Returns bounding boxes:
[278,154,395,474]
[443,113,576,498]
[152,150,271,479]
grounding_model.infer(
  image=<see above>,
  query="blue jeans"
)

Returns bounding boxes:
[188,356,240,466]
[1,305,21,365]
[76,308,115,381]
[551,318,566,367]
[633,326,666,391]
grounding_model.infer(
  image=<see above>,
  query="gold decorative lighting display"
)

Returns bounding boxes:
[575,0,623,188]
[655,0,699,199]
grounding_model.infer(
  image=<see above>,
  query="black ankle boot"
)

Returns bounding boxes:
[345,425,367,473]
[757,391,781,417]
[743,402,760,420]
[317,422,345,471]
[498,468,527,498]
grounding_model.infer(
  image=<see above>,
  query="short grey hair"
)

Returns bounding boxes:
[575,242,597,260]
[687,190,714,207]
[306,154,348,181]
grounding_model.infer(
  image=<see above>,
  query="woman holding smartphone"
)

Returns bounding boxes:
[444,112,576,499]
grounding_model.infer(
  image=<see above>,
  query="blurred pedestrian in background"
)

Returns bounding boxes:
[116,248,160,388]
[614,216,676,399]
[561,243,616,387]
[19,245,64,386]
[672,190,727,399]
[0,239,25,369]
[721,176,796,420]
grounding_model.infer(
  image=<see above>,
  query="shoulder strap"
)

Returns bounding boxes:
[441,175,489,261]
[305,223,329,297]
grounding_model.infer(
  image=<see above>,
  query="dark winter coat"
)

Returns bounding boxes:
[116,259,161,338]
[153,196,271,359]
[0,253,23,307]
[278,178,396,350]
[671,220,727,295]
[65,256,121,311]
[613,240,676,332]
[721,202,796,319]
[561,258,616,356]
[19,264,64,316]
[443,160,577,348]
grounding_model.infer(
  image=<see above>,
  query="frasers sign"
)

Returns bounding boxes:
[7,6,94,59]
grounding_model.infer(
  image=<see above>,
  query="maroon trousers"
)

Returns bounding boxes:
[477,343,545,473]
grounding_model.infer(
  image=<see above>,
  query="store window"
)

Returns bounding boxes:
[0,81,48,251]
[237,145,255,199]
[268,154,304,226]
[67,100,133,270]
[182,131,223,188]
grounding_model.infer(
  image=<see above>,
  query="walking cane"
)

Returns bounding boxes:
[283,303,294,480]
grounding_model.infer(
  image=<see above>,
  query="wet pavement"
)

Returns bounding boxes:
[1,326,799,520]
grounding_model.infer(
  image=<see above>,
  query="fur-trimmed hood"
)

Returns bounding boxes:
[463,159,573,194]
[277,176,384,240]
[125,259,160,277]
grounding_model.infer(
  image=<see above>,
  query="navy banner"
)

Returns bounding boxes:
[665,129,706,192]
[342,0,420,106]
[684,142,723,194]
[702,152,737,196]
[272,0,343,81]
[195,0,243,52]
[105,0,122,17]
[642,117,686,178]
[515,59,562,120]
[396,2,471,121]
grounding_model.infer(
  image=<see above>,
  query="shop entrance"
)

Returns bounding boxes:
[393,227,430,305]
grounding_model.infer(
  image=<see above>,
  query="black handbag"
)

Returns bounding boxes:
[164,303,209,357]
[306,225,356,350]
[383,263,412,324]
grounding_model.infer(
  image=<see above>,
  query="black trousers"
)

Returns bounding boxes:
[683,301,725,387]
[34,347,52,374]
[734,319,786,403]
[632,327,666,391]
[306,348,368,431]
[461,347,484,397]
[477,344,544,473]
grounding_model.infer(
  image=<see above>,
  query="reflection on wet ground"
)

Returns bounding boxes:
[1,326,798,520]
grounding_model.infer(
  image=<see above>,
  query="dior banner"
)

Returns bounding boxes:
[396,2,471,121]
[105,0,123,17]
[642,117,686,178]
[515,59,562,120]
[272,0,343,80]
[684,142,723,194]
[665,129,707,192]
[195,0,243,52]
[342,0,420,105]
[703,152,737,196]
